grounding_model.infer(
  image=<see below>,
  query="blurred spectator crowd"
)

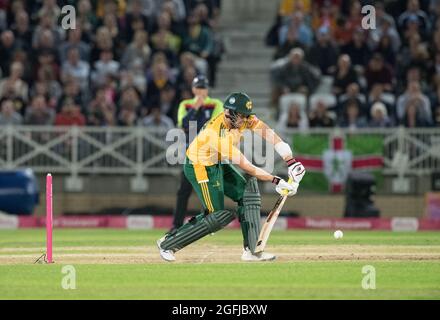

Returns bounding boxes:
[269,0,440,130]
[0,0,223,129]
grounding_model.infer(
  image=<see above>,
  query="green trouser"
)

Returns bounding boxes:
[183,160,250,248]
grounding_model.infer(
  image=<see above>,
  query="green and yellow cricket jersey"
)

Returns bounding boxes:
[186,112,262,183]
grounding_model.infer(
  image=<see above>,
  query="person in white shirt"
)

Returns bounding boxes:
[0,98,23,125]
[62,47,90,91]
[396,81,432,124]
[92,49,120,86]
[140,107,175,132]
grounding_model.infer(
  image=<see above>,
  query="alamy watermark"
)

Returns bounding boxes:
[61,265,76,290]
[362,5,376,30]
[165,121,276,173]
[361,265,376,290]
[61,5,76,30]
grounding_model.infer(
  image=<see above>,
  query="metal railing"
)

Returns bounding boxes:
[277,127,440,176]
[1,125,440,191]
[0,125,180,191]
[332,127,436,174]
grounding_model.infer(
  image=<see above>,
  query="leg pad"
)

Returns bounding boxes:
[160,210,236,252]
[240,177,262,253]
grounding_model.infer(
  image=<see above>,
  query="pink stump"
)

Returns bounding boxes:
[46,173,53,263]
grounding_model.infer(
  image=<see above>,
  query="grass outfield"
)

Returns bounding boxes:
[0,229,440,299]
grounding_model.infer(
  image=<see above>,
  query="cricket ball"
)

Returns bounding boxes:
[334,230,343,239]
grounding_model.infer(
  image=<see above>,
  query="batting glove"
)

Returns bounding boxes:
[286,158,306,184]
[272,176,298,197]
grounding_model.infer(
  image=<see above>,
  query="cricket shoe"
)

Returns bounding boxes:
[156,237,176,262]
[241,248,276,261]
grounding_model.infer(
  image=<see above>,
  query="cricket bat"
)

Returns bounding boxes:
[254,178,292,253]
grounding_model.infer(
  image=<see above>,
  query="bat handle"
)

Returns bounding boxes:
[282,177,294,196]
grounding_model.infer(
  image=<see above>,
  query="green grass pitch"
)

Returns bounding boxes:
[0,229,439,299]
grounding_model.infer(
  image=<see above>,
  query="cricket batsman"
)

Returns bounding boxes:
[171,75,223,233]
[157,92,306,261]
